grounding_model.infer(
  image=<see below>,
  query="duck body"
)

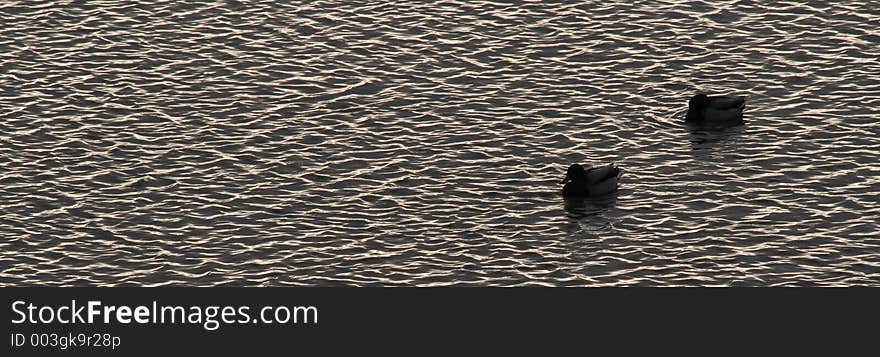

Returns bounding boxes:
[562,163,622,197]
[686,94,747,123]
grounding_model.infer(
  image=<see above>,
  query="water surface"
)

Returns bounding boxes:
[1,1,878,286]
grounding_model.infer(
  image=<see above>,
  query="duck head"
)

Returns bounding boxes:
[561,163,587,184]
[686,93,709,122]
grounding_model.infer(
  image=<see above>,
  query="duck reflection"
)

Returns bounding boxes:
[688,123,745,152]
[563,191,618,219]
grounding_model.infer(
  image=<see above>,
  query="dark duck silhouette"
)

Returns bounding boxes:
[561,163,622,197]
[685,94,747,123]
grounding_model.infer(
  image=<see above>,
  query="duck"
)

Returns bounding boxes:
[561,163,622,197]
[685,93,747,123]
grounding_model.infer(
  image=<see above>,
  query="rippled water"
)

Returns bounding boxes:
[1,1,878,286]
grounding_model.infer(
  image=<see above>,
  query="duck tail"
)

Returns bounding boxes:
[734,96,746,110]
[603,163,621,181]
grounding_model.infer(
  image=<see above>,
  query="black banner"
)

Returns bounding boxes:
[2,288,877,355]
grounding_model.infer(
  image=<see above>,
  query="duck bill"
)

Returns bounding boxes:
[561,173,571,184]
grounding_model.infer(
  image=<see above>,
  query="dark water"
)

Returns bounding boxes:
[1,1,878,286]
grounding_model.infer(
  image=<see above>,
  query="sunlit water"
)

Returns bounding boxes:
[1,1,878,286]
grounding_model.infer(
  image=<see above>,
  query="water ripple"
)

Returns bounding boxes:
[1,1,878,286]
